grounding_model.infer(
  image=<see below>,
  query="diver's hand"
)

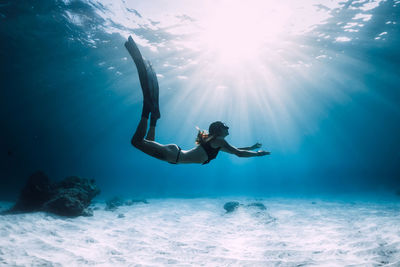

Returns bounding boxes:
[257,150,271,156]
[251,143,262,149]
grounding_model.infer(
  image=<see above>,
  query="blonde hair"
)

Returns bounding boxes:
[195,126,213,145]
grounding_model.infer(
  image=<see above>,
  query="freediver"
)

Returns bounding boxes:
[125,36,270,164]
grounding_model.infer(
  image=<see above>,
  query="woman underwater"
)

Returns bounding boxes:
[125,36,270,164]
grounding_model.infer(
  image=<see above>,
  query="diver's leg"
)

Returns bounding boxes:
[145,116,158,141]
[134,139,180,163]
[126,36,160,142]
[145,126,155,141]
[131,116,170,161]
[131,116,148,146]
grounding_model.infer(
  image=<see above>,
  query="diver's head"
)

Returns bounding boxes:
[209,121,229,137]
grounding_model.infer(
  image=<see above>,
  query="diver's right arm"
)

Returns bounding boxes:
[216,139,270,157]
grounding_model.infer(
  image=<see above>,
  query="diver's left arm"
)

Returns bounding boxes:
[238,142,262,151]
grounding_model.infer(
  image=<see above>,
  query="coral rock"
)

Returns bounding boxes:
[224,201,240,213]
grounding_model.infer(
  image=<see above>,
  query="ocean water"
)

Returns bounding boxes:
[1,0,400,265]
[1,0,400,197]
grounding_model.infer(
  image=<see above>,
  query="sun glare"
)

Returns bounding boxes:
[198,0,292,64]
[165,0,322,146]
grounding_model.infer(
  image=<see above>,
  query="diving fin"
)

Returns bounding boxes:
[125,36,160,119]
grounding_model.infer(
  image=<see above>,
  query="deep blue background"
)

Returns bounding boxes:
[1,0,399,200]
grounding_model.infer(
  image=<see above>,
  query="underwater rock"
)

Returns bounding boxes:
[55,176,100,200]
[105,196,124,211]
[43,177,100,217]
[224,201,240,213]
[43,181,98,216]
[247,202,267,210]
[118,213,125,218]
[10,171,53,212]
[43,194,85,217]
[8,172,100,217]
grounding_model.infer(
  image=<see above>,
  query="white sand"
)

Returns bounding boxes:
[1,198,399,266]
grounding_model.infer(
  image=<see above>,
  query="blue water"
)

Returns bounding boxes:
[1,0,399,200]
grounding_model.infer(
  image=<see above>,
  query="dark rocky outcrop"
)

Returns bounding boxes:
[43,176,100,217]
[6,172,100,217]
[223,201,240,213]
[10,171,53,212]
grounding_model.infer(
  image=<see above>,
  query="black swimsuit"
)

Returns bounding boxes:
[200,141,221,164]
[169,141,220,165]
[169,146,181,164]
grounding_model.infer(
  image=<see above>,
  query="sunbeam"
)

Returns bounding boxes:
[197,0,293,65]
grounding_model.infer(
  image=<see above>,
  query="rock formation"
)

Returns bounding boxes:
[223,201,240,213]
[7,171,100,217]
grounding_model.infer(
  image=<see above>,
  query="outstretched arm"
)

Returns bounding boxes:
[238,142,262,151]
[216,139,270,158]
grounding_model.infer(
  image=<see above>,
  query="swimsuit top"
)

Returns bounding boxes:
[200,140,221,164]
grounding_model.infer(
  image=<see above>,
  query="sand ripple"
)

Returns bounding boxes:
[0,198,399,266]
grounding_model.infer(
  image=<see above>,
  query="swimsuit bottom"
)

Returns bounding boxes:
[169,146,181,164]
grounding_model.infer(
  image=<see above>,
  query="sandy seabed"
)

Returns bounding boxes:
[0,198,399,266]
